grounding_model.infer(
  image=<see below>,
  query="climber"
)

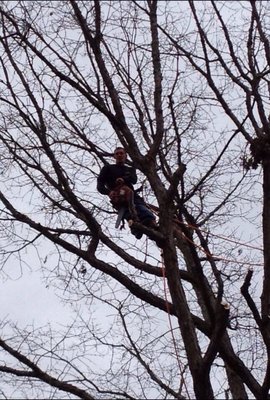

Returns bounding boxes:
[97,147,157,239]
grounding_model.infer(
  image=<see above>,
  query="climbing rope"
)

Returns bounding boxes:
[174,227,263,268]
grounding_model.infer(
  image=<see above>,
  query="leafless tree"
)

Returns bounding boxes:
[0,1,268,399]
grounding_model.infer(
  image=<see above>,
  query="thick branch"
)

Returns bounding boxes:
[0,338,95,400]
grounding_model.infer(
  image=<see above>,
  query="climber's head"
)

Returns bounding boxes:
[114,147,127,165]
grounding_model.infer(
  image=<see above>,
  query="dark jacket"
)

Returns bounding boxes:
[97,163,144,203]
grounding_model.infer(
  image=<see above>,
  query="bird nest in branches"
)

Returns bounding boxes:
[243,135,270,170]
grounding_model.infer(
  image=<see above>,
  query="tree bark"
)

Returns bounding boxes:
[261,159,270,325]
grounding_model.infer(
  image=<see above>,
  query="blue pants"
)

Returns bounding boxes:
[124,201,155,224]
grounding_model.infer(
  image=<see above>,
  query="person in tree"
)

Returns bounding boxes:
[97,147,157,239]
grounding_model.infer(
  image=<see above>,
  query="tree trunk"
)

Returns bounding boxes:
[261,159,270,325]
[225,364,248,399]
